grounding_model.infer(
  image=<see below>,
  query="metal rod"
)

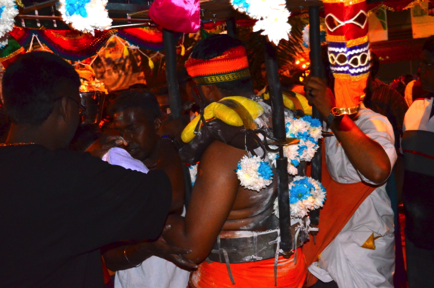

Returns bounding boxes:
[16,14,153,23]
[20,0,59,14]
[163,29,182,119]
[226,17,236,38]
[264,39,292,253]
[308,5,323,227]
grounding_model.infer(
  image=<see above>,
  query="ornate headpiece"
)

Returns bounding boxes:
[324,0,370,116]
[185,46,251,85]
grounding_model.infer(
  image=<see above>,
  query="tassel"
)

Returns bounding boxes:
[148,57,154,69]
[180,44,185,56]
[123,46,129,57]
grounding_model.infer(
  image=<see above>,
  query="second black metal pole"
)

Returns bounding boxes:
[163,29,182,120]
[264,39,292,253]
[308,5,323,227]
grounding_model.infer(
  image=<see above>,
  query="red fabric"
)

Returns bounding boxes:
[367,0,434,11]
[324,1,368,40]
[121,27,163,43]
[149,0,200,33]
[303,147,376,286]
[189,249,307,288]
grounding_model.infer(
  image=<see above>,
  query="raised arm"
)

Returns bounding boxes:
[163,141,246,263]
[305,76,391,184]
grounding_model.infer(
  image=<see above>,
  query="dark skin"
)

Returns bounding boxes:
[304,76,391,184]
[6,89,81,149]
[419,50,434,93]
[163,141,278,264]
[102,107,195,271]
[159,85,280,264]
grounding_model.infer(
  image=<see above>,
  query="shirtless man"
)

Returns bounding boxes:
[162,34,307,287]
[102,90,192,288]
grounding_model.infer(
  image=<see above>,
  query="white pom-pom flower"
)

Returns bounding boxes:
[236,155,273,192]
[58,0,112,35]
[0,0,19,47]
[253,8,291,45]
[274,176,326,219]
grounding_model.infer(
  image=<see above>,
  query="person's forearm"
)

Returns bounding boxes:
[103,243,152,271]
[330,115,391,183]
[163,214,212,264]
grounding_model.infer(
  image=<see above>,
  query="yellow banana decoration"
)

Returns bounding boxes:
[181,97,264,143]
[263,92,312,115]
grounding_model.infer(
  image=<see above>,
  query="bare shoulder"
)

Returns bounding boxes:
[199,141,245,178]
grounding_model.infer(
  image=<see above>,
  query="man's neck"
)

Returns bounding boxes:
[7,124,63,150]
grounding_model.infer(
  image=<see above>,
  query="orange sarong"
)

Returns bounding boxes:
[303,147,376,286]
[189,248,307,288]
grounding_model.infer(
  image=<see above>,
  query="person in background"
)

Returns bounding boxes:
[365,52,408,153]
[401,35,434,288]
[0,51,177,288]
[101,90,192,288]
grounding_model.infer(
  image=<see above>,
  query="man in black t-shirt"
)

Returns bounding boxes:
[0,52,184,287]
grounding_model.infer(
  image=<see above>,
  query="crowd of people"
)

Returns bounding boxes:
[0,33,433,288]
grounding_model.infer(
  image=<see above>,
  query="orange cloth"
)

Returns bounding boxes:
[189,249,307,288]
[303,147,376,286]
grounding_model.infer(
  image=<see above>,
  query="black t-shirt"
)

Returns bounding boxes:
[0,145,172,287]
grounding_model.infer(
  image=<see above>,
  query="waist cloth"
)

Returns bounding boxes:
[189,249,306,288]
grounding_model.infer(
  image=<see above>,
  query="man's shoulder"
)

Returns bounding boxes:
[356,107,394,133]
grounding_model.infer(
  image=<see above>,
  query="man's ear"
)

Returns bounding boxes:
[57,97,69,122]
[201,85,212,98]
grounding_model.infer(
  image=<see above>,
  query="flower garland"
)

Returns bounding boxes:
[302,24,327,48]
[236,155,273,191]
[274,176,326,219]
[231,0,292,45]
[269,115,322,175]
[189,163,198,186]
[58,0,112,35]
[0,0,18,48]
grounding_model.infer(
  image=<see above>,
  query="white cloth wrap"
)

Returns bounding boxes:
[308,105,397,288]
[102,147,190,288]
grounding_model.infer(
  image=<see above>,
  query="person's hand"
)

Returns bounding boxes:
[304,76,336,118]
[138,225,198,271]
[86,134,127,159]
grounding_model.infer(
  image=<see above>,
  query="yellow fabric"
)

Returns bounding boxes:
[263,92,312,115]
[181,97,264,143]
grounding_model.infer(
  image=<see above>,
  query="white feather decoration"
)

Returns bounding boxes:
[0,0,19,47]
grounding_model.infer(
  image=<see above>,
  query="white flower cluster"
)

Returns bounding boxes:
[231,0,292,45]
[269,115,322,175]
[274,176,326,220]
[58,0,112,35]
[0,0,19,47]
[236,155,273,192]
[189,164,198,186]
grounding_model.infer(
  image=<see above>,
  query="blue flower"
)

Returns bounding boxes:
[65,0,91,17]
[297,131,310,142]
[236,162,242,172]
[258,161,273,180]
[310,118,322,127]
[232,0,250,10]
[290,159,299,167]
[298,145,307,155]
[0,6,5,18]
[289,183,312,204]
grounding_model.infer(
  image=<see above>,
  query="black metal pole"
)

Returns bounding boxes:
[308,6,323,227]
[163,29,182,119]
[264,39,292,253]
[226,17,237,38]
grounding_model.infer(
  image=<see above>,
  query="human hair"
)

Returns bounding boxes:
[108,90,161,122]
[370,51,380,79]
[191,34,254,96]
[423,36,434,55]
[2,51,80,126]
